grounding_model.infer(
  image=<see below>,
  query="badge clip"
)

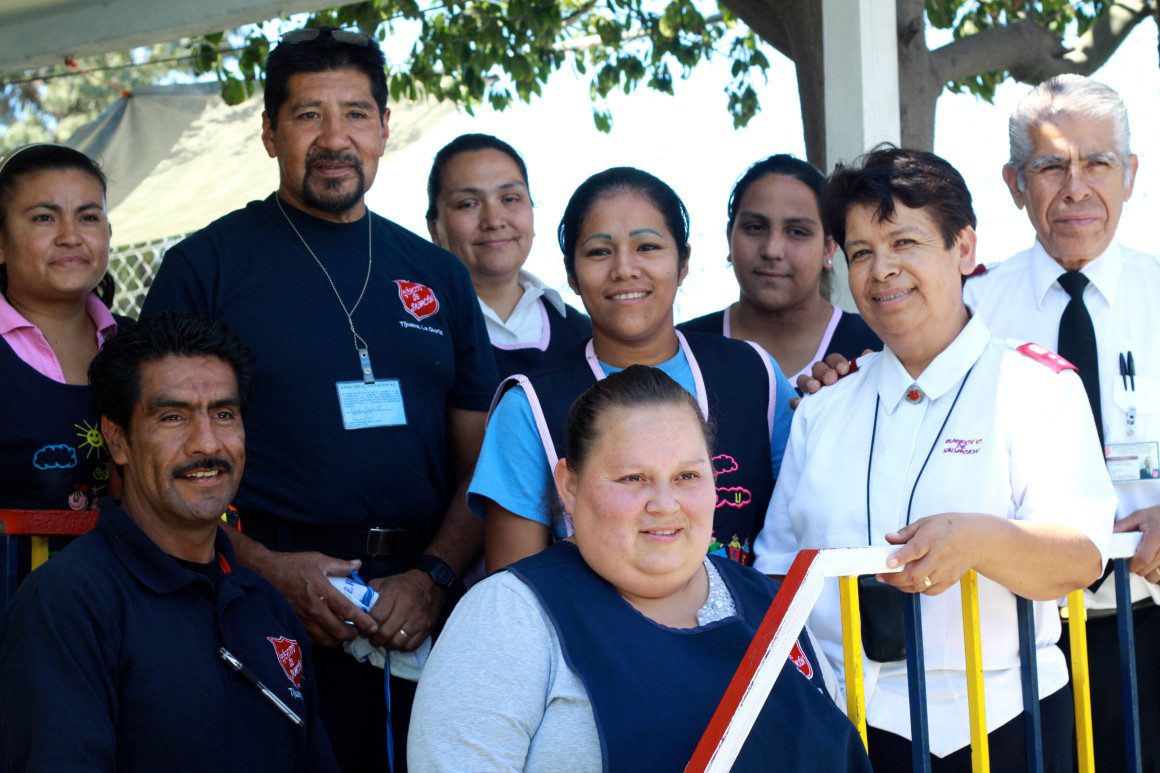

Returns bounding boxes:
[359,347,375,384]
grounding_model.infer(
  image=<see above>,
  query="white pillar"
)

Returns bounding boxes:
[822,0,901,312]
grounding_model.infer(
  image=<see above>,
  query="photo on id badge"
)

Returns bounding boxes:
[1106,349,1159,482]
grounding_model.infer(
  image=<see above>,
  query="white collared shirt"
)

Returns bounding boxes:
[965,241,1160,608]
[755,315,1116,756]
[479,271,569,346]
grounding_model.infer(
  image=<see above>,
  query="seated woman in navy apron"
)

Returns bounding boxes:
[425,133,590,378]
[754,147,1117,771]
[468,167,796,572]
[679,154,880,383]
[0,144,128,513]
[411,366,871,771]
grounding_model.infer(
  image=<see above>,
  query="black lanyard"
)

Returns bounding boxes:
[865,365,975,545]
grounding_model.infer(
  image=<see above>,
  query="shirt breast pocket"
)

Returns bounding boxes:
[1111,375,1160,444]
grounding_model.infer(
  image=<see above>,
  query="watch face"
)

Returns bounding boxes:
[431,564,454,588]
[420,556,455,588]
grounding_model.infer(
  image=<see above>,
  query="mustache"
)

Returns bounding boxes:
[173,458,233,478]
[306,150,363,170]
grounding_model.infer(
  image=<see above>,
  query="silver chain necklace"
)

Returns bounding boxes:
[276,195,374,357]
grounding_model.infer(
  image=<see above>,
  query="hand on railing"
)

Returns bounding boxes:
[878,515,981,596]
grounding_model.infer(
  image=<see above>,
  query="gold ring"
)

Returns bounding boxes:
[922,576,933,589]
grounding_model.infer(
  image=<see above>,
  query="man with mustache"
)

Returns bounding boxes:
[0,312,338,771]
[964,75,1160,772]
[140,27,498,770]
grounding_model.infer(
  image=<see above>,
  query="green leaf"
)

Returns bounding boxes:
[221,78,248,106]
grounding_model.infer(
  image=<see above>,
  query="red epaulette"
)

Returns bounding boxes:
[1010,341,1077,373]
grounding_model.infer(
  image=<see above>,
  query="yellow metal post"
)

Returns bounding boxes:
[960,570,990,772]
[30,536,49,570]
[1067,590,1095,773]
[838,575,868,749]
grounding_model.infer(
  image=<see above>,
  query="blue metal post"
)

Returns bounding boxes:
[1114,559,1142,773]
[1016,596,1044,773]
[904,593,931,773]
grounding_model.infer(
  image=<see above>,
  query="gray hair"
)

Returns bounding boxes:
[1008,75,1133,190]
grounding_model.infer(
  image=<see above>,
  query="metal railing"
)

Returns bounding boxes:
[689,533,1145,772]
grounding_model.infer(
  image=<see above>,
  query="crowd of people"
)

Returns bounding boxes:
[0,22,1157,773]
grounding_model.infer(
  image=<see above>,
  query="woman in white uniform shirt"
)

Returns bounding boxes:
[426,134,590,378]
[754,146,1117,771]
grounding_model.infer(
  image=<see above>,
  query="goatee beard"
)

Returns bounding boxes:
[301,152,367,214]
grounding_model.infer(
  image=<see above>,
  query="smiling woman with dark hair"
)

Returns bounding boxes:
[468,166,797,574]
[756,146,1117,770]
[0,143,129,511]
[425,133,590,377]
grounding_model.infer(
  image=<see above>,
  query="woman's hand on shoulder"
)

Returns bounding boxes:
[876,513,989,595]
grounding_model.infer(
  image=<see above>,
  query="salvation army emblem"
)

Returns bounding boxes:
[789,640,814,679]
[267,636,303,688]
[394,279,440,321]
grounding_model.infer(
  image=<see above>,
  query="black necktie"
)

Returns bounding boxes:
[1057,271,1104,448]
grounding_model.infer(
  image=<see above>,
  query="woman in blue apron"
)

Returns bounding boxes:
[680,155,880,382]
[0,144,127,513]
[411,365,871,771]
[468,167,796,572]
[425,133,590,378]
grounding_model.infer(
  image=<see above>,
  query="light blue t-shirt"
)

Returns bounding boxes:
[467,348,794,537]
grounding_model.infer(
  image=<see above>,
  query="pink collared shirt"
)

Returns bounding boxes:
[0,292,118,383]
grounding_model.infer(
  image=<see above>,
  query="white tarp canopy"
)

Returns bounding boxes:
[67,82,453,248]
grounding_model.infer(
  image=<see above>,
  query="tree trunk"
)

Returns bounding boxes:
[896,0,939,151]
[718,0,826,168]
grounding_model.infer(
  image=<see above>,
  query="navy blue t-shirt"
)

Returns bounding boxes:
[141,196,498,528]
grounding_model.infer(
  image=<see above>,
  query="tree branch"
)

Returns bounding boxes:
[555,13,724,51]
[930,0,1154,86]
[716,0,792,59]
[1056,0,1156,78]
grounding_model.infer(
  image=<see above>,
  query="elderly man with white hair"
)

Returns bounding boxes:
[964,74,1160,771]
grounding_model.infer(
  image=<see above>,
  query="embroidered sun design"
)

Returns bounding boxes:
[75,420,106,458]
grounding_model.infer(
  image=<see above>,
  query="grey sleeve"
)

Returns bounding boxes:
[409,573,590,772]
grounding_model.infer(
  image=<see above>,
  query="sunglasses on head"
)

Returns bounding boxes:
[281,27,371,46]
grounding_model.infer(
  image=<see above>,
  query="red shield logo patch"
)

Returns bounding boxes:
[395,280,440,321]
[789,640,814,679]
[267,636,303,689]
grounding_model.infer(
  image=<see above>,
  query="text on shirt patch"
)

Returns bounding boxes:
[398,319,444,336]
[394,280,441,321]
[943,438,983,455]
[267,636,304,689]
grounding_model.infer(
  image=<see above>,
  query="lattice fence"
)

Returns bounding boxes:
[107,235,186,318]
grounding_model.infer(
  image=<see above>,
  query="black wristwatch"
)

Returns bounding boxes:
[415,554,457,589]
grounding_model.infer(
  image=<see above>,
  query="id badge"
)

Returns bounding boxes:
[1105,440,1160,483]
[336,379,407,430]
